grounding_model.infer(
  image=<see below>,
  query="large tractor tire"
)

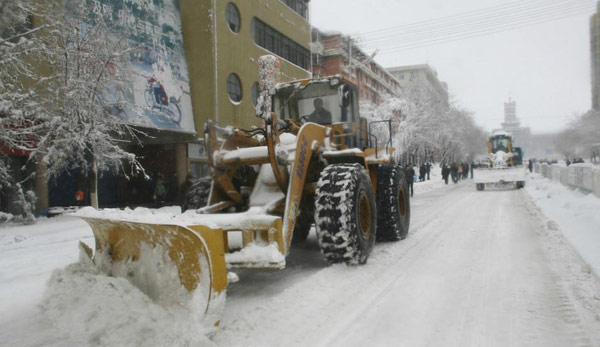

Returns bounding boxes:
[315,163,377,265]
[376,165,410,242]
[185,177,212,210]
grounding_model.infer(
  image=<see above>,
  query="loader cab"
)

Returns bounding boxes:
[489,133,513,154]
[274,77,362,148]
[274,77,359,125]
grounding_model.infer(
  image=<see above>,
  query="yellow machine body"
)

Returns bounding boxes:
[78,74,400,324]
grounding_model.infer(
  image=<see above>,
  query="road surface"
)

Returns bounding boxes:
[214,182,600,347]
[1,180,600,347]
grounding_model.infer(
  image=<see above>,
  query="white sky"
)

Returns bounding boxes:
[310,0,593,134]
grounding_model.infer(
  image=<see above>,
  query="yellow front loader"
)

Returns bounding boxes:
[77,56,410,325]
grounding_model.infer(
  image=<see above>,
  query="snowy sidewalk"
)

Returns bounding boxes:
[413,170,448,195]
[525,172,600,277]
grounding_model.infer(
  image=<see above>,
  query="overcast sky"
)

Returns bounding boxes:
[310,0,594,134]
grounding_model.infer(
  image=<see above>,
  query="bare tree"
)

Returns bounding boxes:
[555,110,600,159]
[29,1,146,208]
[0,0,47,222]
[361,83,487,166]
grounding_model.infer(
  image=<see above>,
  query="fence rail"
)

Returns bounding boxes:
[534,163,600,198]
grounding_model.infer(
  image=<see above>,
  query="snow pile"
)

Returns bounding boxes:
[39,243,215,347]
[525,173,600,276]
[0,211,14,223]
[74,206,182,223]
[225,243,285,269]
[0,229,29,247]
[74,206,218,228]
[413,169,445,194]
[492,150,512,168]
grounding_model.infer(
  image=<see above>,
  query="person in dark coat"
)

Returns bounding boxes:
[528,159,533,172]
[441,164,450,184]
[405,164,415,197]
[450,162,459,183]
[426,162,431,180]
[178,174,194,211]
[419,164,426,182]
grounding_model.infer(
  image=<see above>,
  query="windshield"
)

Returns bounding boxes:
[490,136,509,153]
[274,83,348,125]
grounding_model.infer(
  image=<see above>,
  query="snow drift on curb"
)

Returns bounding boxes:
[525,173,600,277]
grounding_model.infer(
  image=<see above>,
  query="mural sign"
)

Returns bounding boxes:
[91,0,195,132]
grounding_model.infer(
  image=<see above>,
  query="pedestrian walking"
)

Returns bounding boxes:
[457,164,463,182]
[451,162,459,183]
[405,164,415,197]
[426,162,431,180]
[419,164,426,182]
[153,173,167,207]
[441,164,450,184]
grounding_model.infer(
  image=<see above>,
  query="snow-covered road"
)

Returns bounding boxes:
[1,178,600,347]
[215,182,600,346]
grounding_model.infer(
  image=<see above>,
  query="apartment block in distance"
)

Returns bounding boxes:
[311,29,402,105]
[387,64,449,109]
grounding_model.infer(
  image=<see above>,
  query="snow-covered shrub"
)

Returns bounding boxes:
[10,183,36,225]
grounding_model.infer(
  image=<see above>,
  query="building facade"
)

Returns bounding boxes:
[590,2,600,110]
[496,98,531,151]
[1,0,311,213]
[386,64,449,108]
[181,0,312,177]
[311,29,402,105]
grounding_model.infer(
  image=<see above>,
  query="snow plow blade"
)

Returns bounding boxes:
[79,217,228,325]
[474,167,526,186]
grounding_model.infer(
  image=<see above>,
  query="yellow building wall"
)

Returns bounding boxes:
[181,0,311,130]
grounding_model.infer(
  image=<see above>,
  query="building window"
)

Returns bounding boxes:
[227,73,242,103]
[281,0,308,19]
[251,82,260,106]
[226,3,241,33]
[253,18,310,70]
[312,53,322,66]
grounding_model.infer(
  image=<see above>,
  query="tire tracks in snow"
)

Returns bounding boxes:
[213,183,470,346]
[214,181,600,346]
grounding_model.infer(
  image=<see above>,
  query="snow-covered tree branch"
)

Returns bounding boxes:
[361,81,487,166]
[1,0,148,215]
[555,110,600,159]
[28,1,148,208]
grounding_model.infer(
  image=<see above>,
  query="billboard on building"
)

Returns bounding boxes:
[91,0,195,133]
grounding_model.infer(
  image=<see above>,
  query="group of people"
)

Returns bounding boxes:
[441,162,472,184]
[153,172,195,209]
